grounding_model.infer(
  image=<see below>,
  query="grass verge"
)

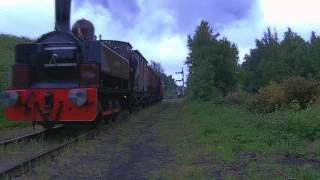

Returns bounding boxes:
[153,100,320,179]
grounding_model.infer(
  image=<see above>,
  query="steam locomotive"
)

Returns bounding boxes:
[0,0,164,128]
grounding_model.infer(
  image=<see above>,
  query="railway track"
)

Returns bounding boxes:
[0,129,46,146]
[0,124,106,179]
[0,125,63,146]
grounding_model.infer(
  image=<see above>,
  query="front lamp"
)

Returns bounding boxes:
[69,89,87,107]
[0,91,19,108]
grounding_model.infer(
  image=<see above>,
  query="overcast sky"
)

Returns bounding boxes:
[1,0,320,85]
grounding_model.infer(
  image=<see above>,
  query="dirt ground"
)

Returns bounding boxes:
[9,99,320,179]
[17,99,184,179]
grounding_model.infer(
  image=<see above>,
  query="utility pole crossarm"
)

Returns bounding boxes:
[175,67,185,96]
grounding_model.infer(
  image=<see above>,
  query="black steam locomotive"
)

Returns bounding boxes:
[0,0,164,128]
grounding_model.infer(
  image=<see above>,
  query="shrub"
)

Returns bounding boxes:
[257,82,285,113]
[225,90,259,111]
[252,77,320,113]
[211,96,231,105]
[264,106,320,143]
[282,77,320,109]
[226,91,252,104]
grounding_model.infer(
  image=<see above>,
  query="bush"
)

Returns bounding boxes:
[263,106,320,143]
[282,77,320,108]
[225,91,259,111]
[257,82,285,113]
[226,91,251,104]
[250,77,320,113]
[211,96,231,105]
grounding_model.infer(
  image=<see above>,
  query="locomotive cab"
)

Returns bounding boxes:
[14,39,82,88]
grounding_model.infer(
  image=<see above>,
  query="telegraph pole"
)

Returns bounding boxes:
[175,67,185,96]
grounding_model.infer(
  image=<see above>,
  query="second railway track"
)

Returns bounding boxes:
[0,124,103,179]
[0,125,64,146]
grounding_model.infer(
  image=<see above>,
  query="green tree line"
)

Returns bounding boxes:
[241,28,320,92]
[186,20,320,100]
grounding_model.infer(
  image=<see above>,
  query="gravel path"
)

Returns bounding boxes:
[18,100,179,179]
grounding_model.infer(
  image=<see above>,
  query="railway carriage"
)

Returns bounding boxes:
[148,67,163,103]
[0,0,163,128]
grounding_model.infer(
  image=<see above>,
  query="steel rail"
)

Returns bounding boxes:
[0,126,102,178]
[0,125,63,146]
[0,129,46,146]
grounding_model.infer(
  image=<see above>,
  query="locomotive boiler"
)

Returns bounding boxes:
[0,0,164,128]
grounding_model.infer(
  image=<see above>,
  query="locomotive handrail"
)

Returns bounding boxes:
[44,63,77,67]
[44,47,77,51]
[40,42,79,46]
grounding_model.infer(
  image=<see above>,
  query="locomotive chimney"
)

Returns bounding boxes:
[55,0,71,32]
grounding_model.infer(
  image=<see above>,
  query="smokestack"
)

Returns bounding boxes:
[55,0,71,32]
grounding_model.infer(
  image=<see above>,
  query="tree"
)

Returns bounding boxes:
[280,28,309,77]
[241,28,286,91]
[186,20,239,100]
[240,27,316,92]
[149,60,164,75]
[308,31,320,79]
[148,60,177,95]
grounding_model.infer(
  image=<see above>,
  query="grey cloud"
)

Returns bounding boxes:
[73,0,257,38]
[74,0,256,29]
[74,0,140,27]
[162,0,256,32]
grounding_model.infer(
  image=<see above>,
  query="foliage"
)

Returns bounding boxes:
[226,90,253,105]
[240,28,320,92]
[250,77,320,113]
[0,34,31,90]
[185,100,320,178]
[257,82,285,113]
[263,106,320,143]
[149,60,164,75]
[186,21,238,100]
[282,77,320,108]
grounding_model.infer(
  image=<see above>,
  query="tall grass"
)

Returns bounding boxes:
[185,100,320,178]
[187,101,320,159]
